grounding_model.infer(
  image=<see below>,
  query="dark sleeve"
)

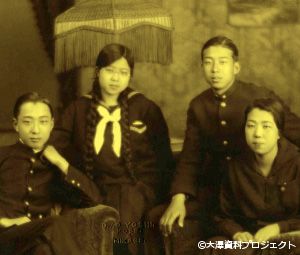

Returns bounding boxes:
[0,148,10,218]
[214,169,244,238]
[50,100,85,168]
[64,165,101,205]
[277,160,300,233]
[50,100,77,150]
[170,103,205,197]
[51,165,101,208]
[277,217,300,233]
[266,89,300,147]
[145,103,175,201]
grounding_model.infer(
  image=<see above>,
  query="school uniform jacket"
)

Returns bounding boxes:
[52,91,174,203]
[171,80,300,197]
[0,142,101,220]
[215,138,300,237]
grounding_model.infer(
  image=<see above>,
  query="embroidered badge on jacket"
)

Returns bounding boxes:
[130,120,147,134]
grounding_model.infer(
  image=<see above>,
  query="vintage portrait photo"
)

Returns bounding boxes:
[1,1,300,255]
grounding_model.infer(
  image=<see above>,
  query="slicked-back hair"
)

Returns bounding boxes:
[13,92,54,118]
[201,35,239,61]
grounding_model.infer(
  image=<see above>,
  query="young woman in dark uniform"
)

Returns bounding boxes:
[202,98,300,255]
[52,43,174,255]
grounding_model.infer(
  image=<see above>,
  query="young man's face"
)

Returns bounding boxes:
[202,45,240,95]
[13,102,54,151]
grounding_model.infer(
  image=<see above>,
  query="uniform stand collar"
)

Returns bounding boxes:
[213,79,239,101]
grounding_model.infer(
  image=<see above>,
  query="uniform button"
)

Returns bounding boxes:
[220,120,227,126]
[280,186,286,192]
[29,170,34,174]
[30,157,36,163]
[27,212,32,218]
[220,102,227,108]
[38,214,43,219]
[71,180,75,184]
[77,183,81,187]
[24,200,30,206]
[283,182,287,186]
[222,95,227,99]
[223,140,228,146]
[226,156,231,161]
[27,186,33,192]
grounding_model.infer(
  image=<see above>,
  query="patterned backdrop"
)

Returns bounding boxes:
[1,0,300,143]
[129,0,300,137]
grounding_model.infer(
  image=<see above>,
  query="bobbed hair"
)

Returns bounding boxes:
[244,97,285,132]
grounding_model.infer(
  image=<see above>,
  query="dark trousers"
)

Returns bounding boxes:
[144,187,218,255]
[0,218,53,255]
[0,205,119,255]
[144,200,212,255]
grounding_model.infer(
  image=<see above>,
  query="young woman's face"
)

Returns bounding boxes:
[98,57,131,98]
[202,46,240,95]
[14,102,54,151]
[245,108,280,156]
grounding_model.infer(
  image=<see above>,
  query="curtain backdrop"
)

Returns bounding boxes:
[30,0,77,109]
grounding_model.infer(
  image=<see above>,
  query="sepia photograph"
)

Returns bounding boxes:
[1,1,300,255]
[228,0,299,26]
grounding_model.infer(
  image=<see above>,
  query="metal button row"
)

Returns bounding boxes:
[280,182,287,192]
[26,213,44,219]
[71,179,81,187]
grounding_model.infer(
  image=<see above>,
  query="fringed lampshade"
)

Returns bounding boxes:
[54,0,173,72]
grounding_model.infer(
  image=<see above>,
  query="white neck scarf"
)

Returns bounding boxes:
[94,105,121,157]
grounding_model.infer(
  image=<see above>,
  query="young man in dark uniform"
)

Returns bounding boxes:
[146,36,300,255]
[0,92,119,255]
